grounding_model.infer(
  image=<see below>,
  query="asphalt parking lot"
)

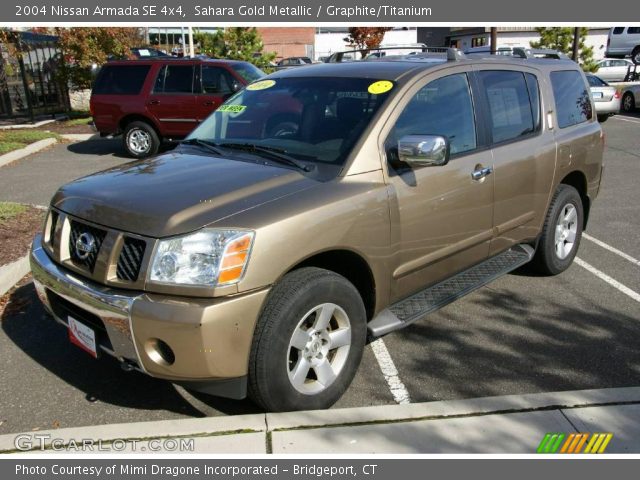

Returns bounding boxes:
[0,114,639,434]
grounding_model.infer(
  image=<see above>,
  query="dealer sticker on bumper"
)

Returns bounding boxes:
[68,316,97,358]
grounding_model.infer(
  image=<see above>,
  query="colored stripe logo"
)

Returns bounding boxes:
[537,433,613,453]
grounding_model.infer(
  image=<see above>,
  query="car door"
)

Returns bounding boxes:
[596,60,614,82]
[473,66,557,256]
[195,64,240,122]
[610,60,631,81]
[145,63,198,137]
[383,68,494,302]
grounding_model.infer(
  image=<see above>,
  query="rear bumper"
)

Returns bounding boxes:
[594,97,621,115]
[30,235,269,399]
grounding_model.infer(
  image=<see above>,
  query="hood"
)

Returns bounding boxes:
[51,151,317,237]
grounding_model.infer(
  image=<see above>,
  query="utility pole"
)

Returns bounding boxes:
[572,27,580,61]
[490,27,498,54]
[188,26,195,57]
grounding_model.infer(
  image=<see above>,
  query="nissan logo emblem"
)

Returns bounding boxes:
[75,232,96,261]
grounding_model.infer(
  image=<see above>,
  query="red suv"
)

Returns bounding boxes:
[90,58,265,158]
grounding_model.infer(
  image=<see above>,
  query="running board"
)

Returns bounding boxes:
[367,244,535,338]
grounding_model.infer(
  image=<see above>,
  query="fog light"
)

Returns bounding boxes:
[145,338,175,366]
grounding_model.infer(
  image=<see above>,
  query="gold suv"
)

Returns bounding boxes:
[31,49,604,411]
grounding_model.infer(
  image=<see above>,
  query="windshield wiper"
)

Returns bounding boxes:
[219,143,312,172]
[180,138,225,156]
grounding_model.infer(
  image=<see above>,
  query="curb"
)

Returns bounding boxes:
[0,138,58,169]
[0,119,56,130]
[0,254,30,297]
[1,386,639,453]
[60,133,99,142]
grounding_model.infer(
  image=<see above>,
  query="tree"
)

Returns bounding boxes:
[194,28,275,69]
[530,27,597,72]
[343,27,392,58]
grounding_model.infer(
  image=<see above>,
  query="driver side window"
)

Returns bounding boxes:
[385,73,477,163]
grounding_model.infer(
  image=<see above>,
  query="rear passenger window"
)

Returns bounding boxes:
[612,27,625,34]
[478,71,539,144]
[154,65,194,94]
[550,70,592,128]
[628,27,640,34]
[93,65,150,95]
[386,73,477,158]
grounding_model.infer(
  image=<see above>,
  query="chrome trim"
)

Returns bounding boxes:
[158,118,198,123]
[30,235,146,372]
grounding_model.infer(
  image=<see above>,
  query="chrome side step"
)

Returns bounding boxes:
[367,244,535,338]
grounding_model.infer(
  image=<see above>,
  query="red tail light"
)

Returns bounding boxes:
[614,90,621,99]
[89,101,94,116]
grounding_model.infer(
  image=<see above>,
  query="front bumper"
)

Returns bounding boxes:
[30,234,269,399]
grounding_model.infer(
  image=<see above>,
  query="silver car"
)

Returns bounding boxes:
[586,74,621,122]
[594,58,635,82]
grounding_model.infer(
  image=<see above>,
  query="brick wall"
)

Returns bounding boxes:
[257,27,315,60]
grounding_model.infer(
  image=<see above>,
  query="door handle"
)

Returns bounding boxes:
[471,166,493,181]
[148,99,160,105]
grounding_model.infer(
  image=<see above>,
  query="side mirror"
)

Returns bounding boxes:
[397,135,450,167]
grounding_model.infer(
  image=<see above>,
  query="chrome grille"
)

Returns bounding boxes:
[49,210,59,249]
[68,220,107,273]
[116,237,146,282]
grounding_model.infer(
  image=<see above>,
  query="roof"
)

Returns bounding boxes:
[270,54,580,83]
[105,57,250,66]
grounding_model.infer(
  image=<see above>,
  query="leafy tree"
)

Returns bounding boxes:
[195,28,275,69]
[530,27,597,72]
[343,27,392,58]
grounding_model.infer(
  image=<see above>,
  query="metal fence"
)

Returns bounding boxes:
[0,31,69,122]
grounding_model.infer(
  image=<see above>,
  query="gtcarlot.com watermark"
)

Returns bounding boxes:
[14,434,195,452]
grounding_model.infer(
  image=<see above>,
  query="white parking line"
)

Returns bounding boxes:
[370,338,411,404]
[583,233,640,267]
[611,116,640,124]
[575,257,640,303]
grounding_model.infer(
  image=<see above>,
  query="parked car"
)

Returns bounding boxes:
[277,57,313,67]
[606,27,640,64]
[34,50,603,412]
[594,58,635,82]
[620,83,640,113]
[586,74,621,122]
[90,58,265,158]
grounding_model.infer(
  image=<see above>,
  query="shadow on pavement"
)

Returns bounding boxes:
[1,282,262,419]
[66,139,177,159]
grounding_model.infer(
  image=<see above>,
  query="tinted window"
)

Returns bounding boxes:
[201,66,235,94]
[587,75,607,87]
[612,27,625,34]
[93,65,150,95]
[550,71,592,128]
[479,71,538,143]
[154,65,194,94]
[525,73,541,132]
[628,27,640,34]
[230,63,265,83]
[386,73,476,158]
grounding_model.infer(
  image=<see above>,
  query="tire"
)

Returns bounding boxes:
[531,184,584,275]
[622,92,635,113]
[123,121,160,158]
[597,114,609,123]
[632,47,640,65]
[248,267,366,412]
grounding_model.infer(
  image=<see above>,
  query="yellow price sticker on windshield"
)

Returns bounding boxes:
[246,79,276,91]
[368,80,393,95]
[218,105,246,113]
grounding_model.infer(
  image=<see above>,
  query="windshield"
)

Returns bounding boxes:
[230,63,266,83]
[187,76,395,167]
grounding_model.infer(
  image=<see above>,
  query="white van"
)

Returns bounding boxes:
[606,27,640,64]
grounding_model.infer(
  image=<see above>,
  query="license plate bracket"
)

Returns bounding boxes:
[68,316,98,358]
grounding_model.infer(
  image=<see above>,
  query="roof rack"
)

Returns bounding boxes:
[512,48,570,60]
[326,46,466,63]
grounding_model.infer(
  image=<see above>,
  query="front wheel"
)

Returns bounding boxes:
[531,184,584,275]
[248,267,366,412]
[123,121,160,158]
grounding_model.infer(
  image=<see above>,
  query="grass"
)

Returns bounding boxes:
[0,130,60,155]
[63,117,93,127]
[67,110,90,119]
[0,202,27,224]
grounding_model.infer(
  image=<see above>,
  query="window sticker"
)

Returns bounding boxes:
[246,79,276,91]
[368,80,393,95]
[218,105,247,113]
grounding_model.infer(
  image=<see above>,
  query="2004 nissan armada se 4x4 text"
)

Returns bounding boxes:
[31,49,604,412]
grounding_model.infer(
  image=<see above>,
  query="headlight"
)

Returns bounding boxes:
[149,229,254,287]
